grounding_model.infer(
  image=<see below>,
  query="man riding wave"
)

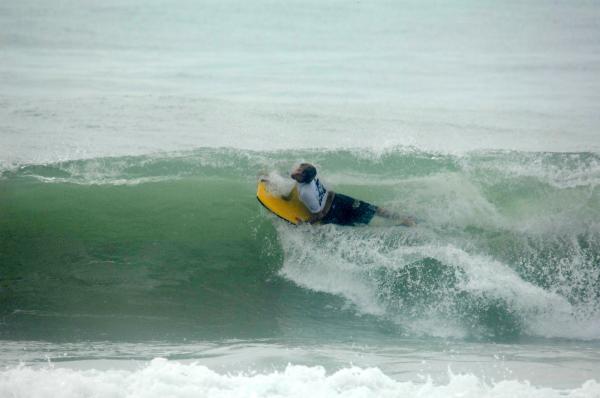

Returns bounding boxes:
[284,163,414,227]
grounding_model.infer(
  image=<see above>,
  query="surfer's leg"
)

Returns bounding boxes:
[375,207,395,218]
[375,207,415,226]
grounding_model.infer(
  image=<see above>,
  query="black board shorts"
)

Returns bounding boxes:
[321,193,378,226]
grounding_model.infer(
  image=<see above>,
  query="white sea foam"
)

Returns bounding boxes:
[277,223,600,340]
[279,225,386,316]
[460,152,600,189]
[0,359,598,398]
[25,174,180,186]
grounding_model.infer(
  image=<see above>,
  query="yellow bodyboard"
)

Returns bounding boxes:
[256,180,311,224]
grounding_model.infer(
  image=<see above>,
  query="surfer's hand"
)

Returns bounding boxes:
[281,190,293,201]
[295,217,304,225]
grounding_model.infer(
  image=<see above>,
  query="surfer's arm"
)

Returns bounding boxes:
[281,192,293,201]
[281,185,297,201]
[305,191,335,224]
[260,177,295,201]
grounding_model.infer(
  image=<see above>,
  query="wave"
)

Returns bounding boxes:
[0,359,598,398]
[1,148,599,342]
[279,226,600,340]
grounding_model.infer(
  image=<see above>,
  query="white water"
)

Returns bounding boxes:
[278,222,600,341]
[1,359,599,398]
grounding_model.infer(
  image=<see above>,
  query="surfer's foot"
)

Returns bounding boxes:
[399,216,416,227]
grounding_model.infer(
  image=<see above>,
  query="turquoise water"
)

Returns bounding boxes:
[1,1,600,396]
[2,149,600,393]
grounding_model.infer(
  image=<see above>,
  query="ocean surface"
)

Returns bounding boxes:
[2,1,600,397]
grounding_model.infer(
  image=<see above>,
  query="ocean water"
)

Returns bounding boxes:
[2,1,600,397]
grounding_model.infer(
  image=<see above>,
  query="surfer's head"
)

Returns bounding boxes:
[291,163,317,183]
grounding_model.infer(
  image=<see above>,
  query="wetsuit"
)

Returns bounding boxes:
[297,179,377,226]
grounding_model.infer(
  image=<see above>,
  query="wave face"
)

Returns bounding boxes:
[1,148,599,342]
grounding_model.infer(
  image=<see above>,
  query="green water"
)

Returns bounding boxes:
[1,148,599,344]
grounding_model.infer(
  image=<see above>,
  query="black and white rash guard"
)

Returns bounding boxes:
[297,178,328,213]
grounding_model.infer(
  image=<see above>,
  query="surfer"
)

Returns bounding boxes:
[284,163,415,226]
